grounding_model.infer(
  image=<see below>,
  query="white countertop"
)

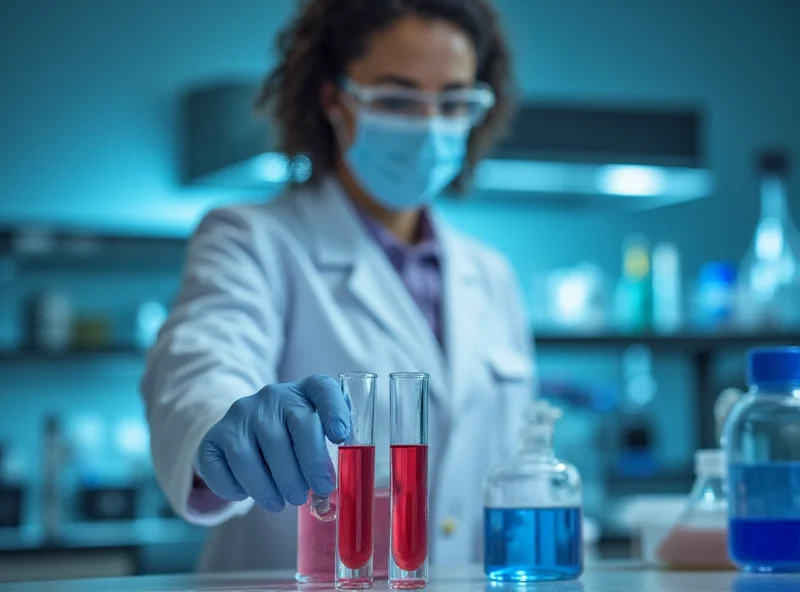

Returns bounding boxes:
[2,563,799,592]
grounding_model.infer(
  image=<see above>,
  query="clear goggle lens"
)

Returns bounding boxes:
[341,79,496,126]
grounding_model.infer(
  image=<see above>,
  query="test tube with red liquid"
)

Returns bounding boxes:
[389,372,429,590]
[336,373,377,590]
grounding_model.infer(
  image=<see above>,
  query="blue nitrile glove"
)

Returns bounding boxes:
[196,375,351,512]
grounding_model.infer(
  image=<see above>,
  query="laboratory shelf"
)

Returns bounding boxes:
[534,330,800,348]
[0,346,146,362]
[0,228,186,273]
[534,329,800,450]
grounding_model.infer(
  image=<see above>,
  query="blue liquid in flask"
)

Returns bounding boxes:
[484,507,582,582]
[729,463,800,572]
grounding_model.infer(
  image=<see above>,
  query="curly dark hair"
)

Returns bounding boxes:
[255,0,515,194]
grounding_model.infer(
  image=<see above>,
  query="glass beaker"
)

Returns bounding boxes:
[389,373,429,590]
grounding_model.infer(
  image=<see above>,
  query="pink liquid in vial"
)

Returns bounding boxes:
[337,445,376,570]
[391,444,428,572]
[297,490,391,582]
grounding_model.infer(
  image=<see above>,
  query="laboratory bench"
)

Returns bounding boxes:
[1,564,798,592]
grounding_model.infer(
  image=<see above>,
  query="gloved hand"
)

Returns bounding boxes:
[196,375,351,512]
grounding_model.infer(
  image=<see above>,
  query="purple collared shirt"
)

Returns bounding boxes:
[356,209,444,345]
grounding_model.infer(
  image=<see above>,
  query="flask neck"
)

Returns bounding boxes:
[518,430,556,458]
[689,472,726,502]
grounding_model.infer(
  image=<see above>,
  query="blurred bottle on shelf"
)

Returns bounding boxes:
[24,292,72,352]
[652,242,681,333]
[615,235,652,332]
[0,443,26,528]
[736,149,800,330]
[42,415,70,541]
[693,263,737,330]
[616,345,658,477]
[541,264,608,331]
[135,301,167,350]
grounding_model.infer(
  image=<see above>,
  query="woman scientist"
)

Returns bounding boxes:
[141,0,534,572]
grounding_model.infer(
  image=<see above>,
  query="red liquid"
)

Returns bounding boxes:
[337,445,376,570]
[391,444,428,572]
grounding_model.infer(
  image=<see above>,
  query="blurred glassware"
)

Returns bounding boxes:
[24,291,72,352]
[70,415,107,486]
[135,301,167,350]
[0,443,25,528]
[42,415,70,541]
[693,262,737,330]
[652,242,682,333]
[714,388,743,443]
[615,235,652,332]
[616,345,658,478]
[540,380,617,412]
[538,264,608,330]
[654,449,733,570]
[736,150,800,330]
[72,315,112,349]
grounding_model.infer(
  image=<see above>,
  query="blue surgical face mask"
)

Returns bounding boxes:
[338,110,470,212]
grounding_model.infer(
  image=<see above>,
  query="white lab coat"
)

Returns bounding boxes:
[140,177,535,572]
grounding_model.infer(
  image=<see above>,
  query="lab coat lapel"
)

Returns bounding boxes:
[436,218,485,412]
[299,179,449,406]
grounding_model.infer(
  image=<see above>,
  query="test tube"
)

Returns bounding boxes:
[336,373,377,590]
[389,373,429,590]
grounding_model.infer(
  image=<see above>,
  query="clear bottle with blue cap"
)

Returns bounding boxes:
[483,399,582,582]
[723,347,800,573]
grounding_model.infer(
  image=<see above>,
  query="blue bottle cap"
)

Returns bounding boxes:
[747,347,800,388]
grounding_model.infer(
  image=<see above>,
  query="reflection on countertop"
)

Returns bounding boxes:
[2,563,800,592]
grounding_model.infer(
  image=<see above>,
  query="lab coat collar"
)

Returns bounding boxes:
[297,177,451,410]
[300,177,361,269]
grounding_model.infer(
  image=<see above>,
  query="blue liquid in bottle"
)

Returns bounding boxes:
[729,463,800,572]
[484,506,582,582]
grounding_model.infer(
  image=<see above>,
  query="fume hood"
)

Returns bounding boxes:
[180,81,714,208]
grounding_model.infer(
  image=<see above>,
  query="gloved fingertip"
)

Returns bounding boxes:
[329,419,349,443]
[286,485,309,507]
[311,475,335,497]
[260,496,285,513]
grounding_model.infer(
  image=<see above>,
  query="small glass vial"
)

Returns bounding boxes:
[656,449,733,570]
[484,400,583,582]
[724,347,800,573]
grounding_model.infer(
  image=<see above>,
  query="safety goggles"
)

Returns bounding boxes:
[340,78,496,127]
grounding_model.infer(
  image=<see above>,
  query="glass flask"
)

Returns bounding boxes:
[724,347,800,573]
[736,150,800,330]
[484,400,583,582]
[655,449,733,570]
